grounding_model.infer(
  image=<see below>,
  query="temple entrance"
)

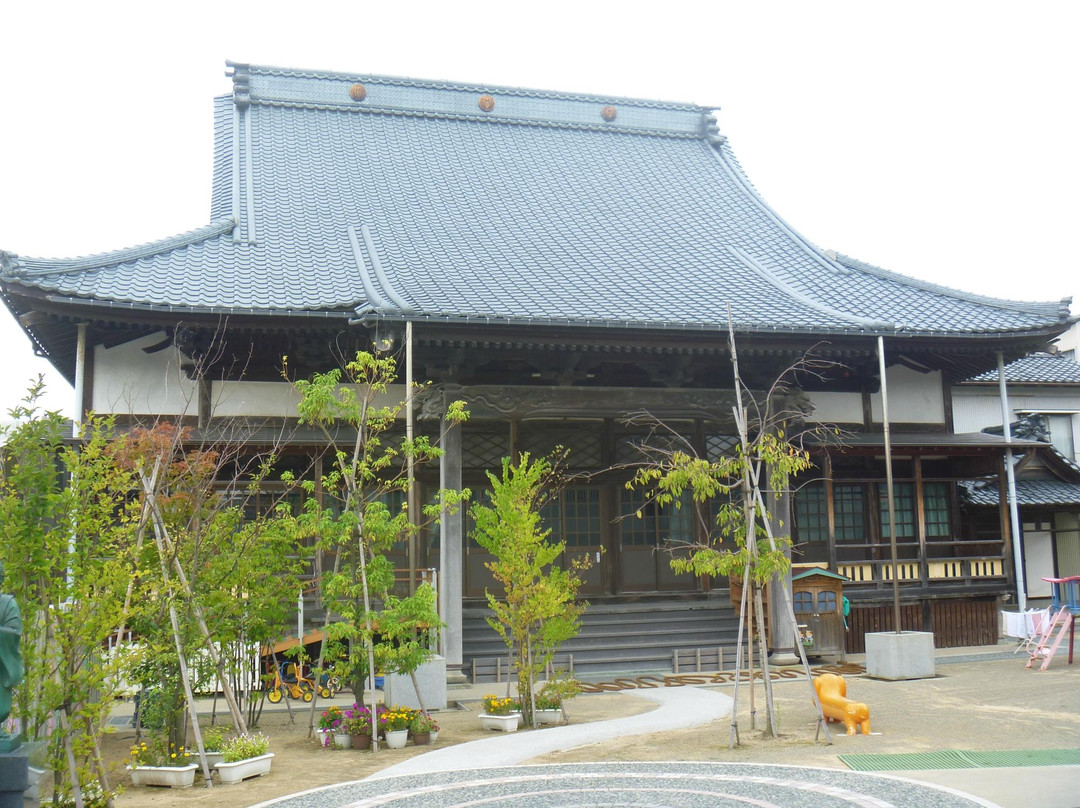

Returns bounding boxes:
[617,489,697,593]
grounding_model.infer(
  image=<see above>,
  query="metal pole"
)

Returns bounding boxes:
[73,322,87,435]
[877,337,902,634]
[997,351,1026,612]
[406,321,417,594]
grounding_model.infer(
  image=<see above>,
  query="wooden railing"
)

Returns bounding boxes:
[837,553,1006,589]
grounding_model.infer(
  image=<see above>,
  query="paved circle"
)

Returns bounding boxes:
[253,762,1000,808]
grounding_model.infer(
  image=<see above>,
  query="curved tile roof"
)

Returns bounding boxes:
[1,62,1071,337]
[967,352,1080,384]
[962,479,1080,507]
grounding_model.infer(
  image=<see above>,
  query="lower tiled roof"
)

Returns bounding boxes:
[962,479,1080,507]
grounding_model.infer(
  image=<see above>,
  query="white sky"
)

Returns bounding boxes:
[2,1,1078,420]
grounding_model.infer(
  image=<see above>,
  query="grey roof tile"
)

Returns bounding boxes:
[967,352,1080,384]
[962,479,1080,507]
[0,63,1072,335]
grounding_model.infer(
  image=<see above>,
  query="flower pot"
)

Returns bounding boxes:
[214,753,274,785]
[429,730,438,743]
[385,729,408,749]
[26,766,46,802]
[411,731,431,746]
[128,763,198,788]
[535,708,563,725]
[203,751,225,768]
[333,732,352,749]
[350,733,372,750]
[479,713,518,732]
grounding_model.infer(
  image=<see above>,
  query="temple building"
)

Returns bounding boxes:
[1,62,1073,677]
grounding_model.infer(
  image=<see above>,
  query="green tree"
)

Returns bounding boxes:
[0,383,140,806]
[286,350,467,745]
[471,453,588,726]
[121,422,307,762]
[622,328,826,741]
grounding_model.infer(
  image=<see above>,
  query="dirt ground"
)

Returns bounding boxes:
[82,657,1079,808]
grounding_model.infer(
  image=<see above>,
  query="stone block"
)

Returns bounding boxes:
[382,655,447,710]
[865,630,936,680]
[0,749,28,808]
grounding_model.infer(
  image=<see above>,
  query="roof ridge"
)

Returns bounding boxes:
[728,247,894,331]
[230,61,711,112]
[251,98,702,140]
[3,219,236,277]
[835,253,1073,320]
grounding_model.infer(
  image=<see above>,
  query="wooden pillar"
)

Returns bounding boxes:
[914,456,927,585]
[767,459,797,660]
[438,405,463,670]
[824,453,837,571]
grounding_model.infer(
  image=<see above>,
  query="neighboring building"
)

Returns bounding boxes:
[953,324,1080,600]
[1,63,1073,674]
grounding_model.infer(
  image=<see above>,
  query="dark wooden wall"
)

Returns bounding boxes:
[846,598,998,654]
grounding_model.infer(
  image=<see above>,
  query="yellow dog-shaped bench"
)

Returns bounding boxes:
[813,673,870,736]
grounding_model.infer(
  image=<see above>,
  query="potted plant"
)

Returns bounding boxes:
[317,705,351,749]
[344,708,373,750]
[201,725,232,767]
[479,694,520,732]
[533,677,581,725]
[409,711,438,746]
[215,732,273,784]
[379,706,415,748]
[127,737,198,788]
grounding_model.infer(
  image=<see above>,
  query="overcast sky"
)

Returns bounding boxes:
[2,1,1077,420]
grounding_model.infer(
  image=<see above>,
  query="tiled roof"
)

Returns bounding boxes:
[966,352,1080,384]
[1,63,1072,337]
[962,479,1080,508]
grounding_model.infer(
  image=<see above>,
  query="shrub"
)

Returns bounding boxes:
[221,732,270,762]
[535,676,582,710]
[201,724,232,751]
[317,705,345,731]
[409,711,438,733]
[128,737,192,767]
[481,695,519,716]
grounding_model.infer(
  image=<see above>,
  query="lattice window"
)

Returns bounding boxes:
[834,484,866,542]
[817,590,837,613]
[794,482,828,543]
[880,483,916,539]
[541,486,601,548]
[793,591,814,613]
[615,433,692,464]
[706,434,739,461]
[463,430,508,471]
[620,488,692,547]
[923,482,950,537]
[521,428,603,468]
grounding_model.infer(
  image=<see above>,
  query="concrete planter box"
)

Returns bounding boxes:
[865,631,936,680]
[128,763,198,788]
[382,655,447,710]
[479,713,518,732]
[535,708,563,725]
[215,752,274,784]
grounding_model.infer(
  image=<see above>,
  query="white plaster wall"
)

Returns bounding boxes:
[951,389,1005,434]
[211,381,409,418]
[953,386,1080,460]
[93,333,197,416]
[805,391,864,424]
[1054,512,1080,577]
[870,366,944,424]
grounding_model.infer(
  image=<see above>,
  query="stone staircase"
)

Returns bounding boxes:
[462,595,741,683]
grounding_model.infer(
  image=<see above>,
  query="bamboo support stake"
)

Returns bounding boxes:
[139,468,249,736]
